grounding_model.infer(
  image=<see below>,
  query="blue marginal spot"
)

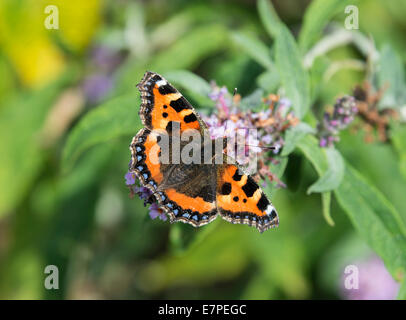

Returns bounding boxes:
[202,215,208,220]
[137,155,142,161]
[137,166,143,171]
[182,213,189,218]
[136,146,142,152]
[143,173,148,179]
[252,217,257,221]
[174,209,179,215]
[167,203,173,208]
[192,215,199,221]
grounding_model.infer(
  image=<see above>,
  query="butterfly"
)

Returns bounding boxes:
[129,71,278,232]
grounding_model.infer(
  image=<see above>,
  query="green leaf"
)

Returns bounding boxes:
[0,74,73,217]
[62,91,140,172]
[397,279,406,300]
[275,26,310,119]
[299,0,349,52]
[334,164,406,280]
[164,70,214,108]
[390,122,406,180]
[116,24,229,94]
[322,192,334,226]
[257,71,280,92]
[231,32,274,70]
[267,156,288,194]
[257,0,283,39]
[239,89,264,111]
[297,135,327,175]
[307,147,345,194]
[281,123,315,156]
[164,70,211,97]
[297,134,345,195]
[377,44,406,109]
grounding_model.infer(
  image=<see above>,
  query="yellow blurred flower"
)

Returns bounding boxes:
[52,0,102,52]
[0,0,102,88]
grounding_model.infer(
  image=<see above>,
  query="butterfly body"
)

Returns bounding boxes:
[130,71,278,232]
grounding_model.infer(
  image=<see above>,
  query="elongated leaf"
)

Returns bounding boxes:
[322,192,334,226]
[267,156,288,194]
[164,70,214,108]
[299,0,348,52]
[378,44,406,109]
[390,122,406,180]
[257,0,283,39]
[297,135,342,226]
[281,123,315,156]
[297,135,344,193]
[275,26,310,119]
[239,89,264,111]
[62,91,140,172]
[297,135,327,175]
[334,165,406,280]
[307,147,344,194]
[257,71,280,92]
[231,32,274,70]
[164,70,211,97]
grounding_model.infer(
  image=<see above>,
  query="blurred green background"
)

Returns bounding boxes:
[0,0,406,299]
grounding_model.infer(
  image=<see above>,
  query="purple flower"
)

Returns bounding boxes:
[340,255,399,300]
[147,203,167,221]
[278,98,292,109]
[148,203,161,220]
[125,172,169,222]
[83,74,114,103]
[330,120,339,127]
[125,172,136,186]
[90,46,122,72]
[261,134,273,145]
[272,142,281,154]
[134,186,152,201]
[319,137,327,148]
[317,96,357,148]
[159,212,168,221]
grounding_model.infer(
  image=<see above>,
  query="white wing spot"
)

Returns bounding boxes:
[156,79,167,87]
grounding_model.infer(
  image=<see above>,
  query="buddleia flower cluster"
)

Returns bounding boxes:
[203,82,298,187]
[317,96,358,148]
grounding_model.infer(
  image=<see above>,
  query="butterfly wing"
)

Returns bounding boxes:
[216,162,279,233]
[131,71,279,232]
[131,72,217,226]
[137,71,208,134]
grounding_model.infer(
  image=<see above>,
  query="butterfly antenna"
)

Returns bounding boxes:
[233,88,238,96]
[245,144,276,150]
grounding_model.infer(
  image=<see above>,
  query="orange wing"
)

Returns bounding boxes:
[130,128,163,190]
[216,164,279,233]
[137,71,206,134]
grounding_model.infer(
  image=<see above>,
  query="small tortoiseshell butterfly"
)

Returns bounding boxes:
[129,71,278,232]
